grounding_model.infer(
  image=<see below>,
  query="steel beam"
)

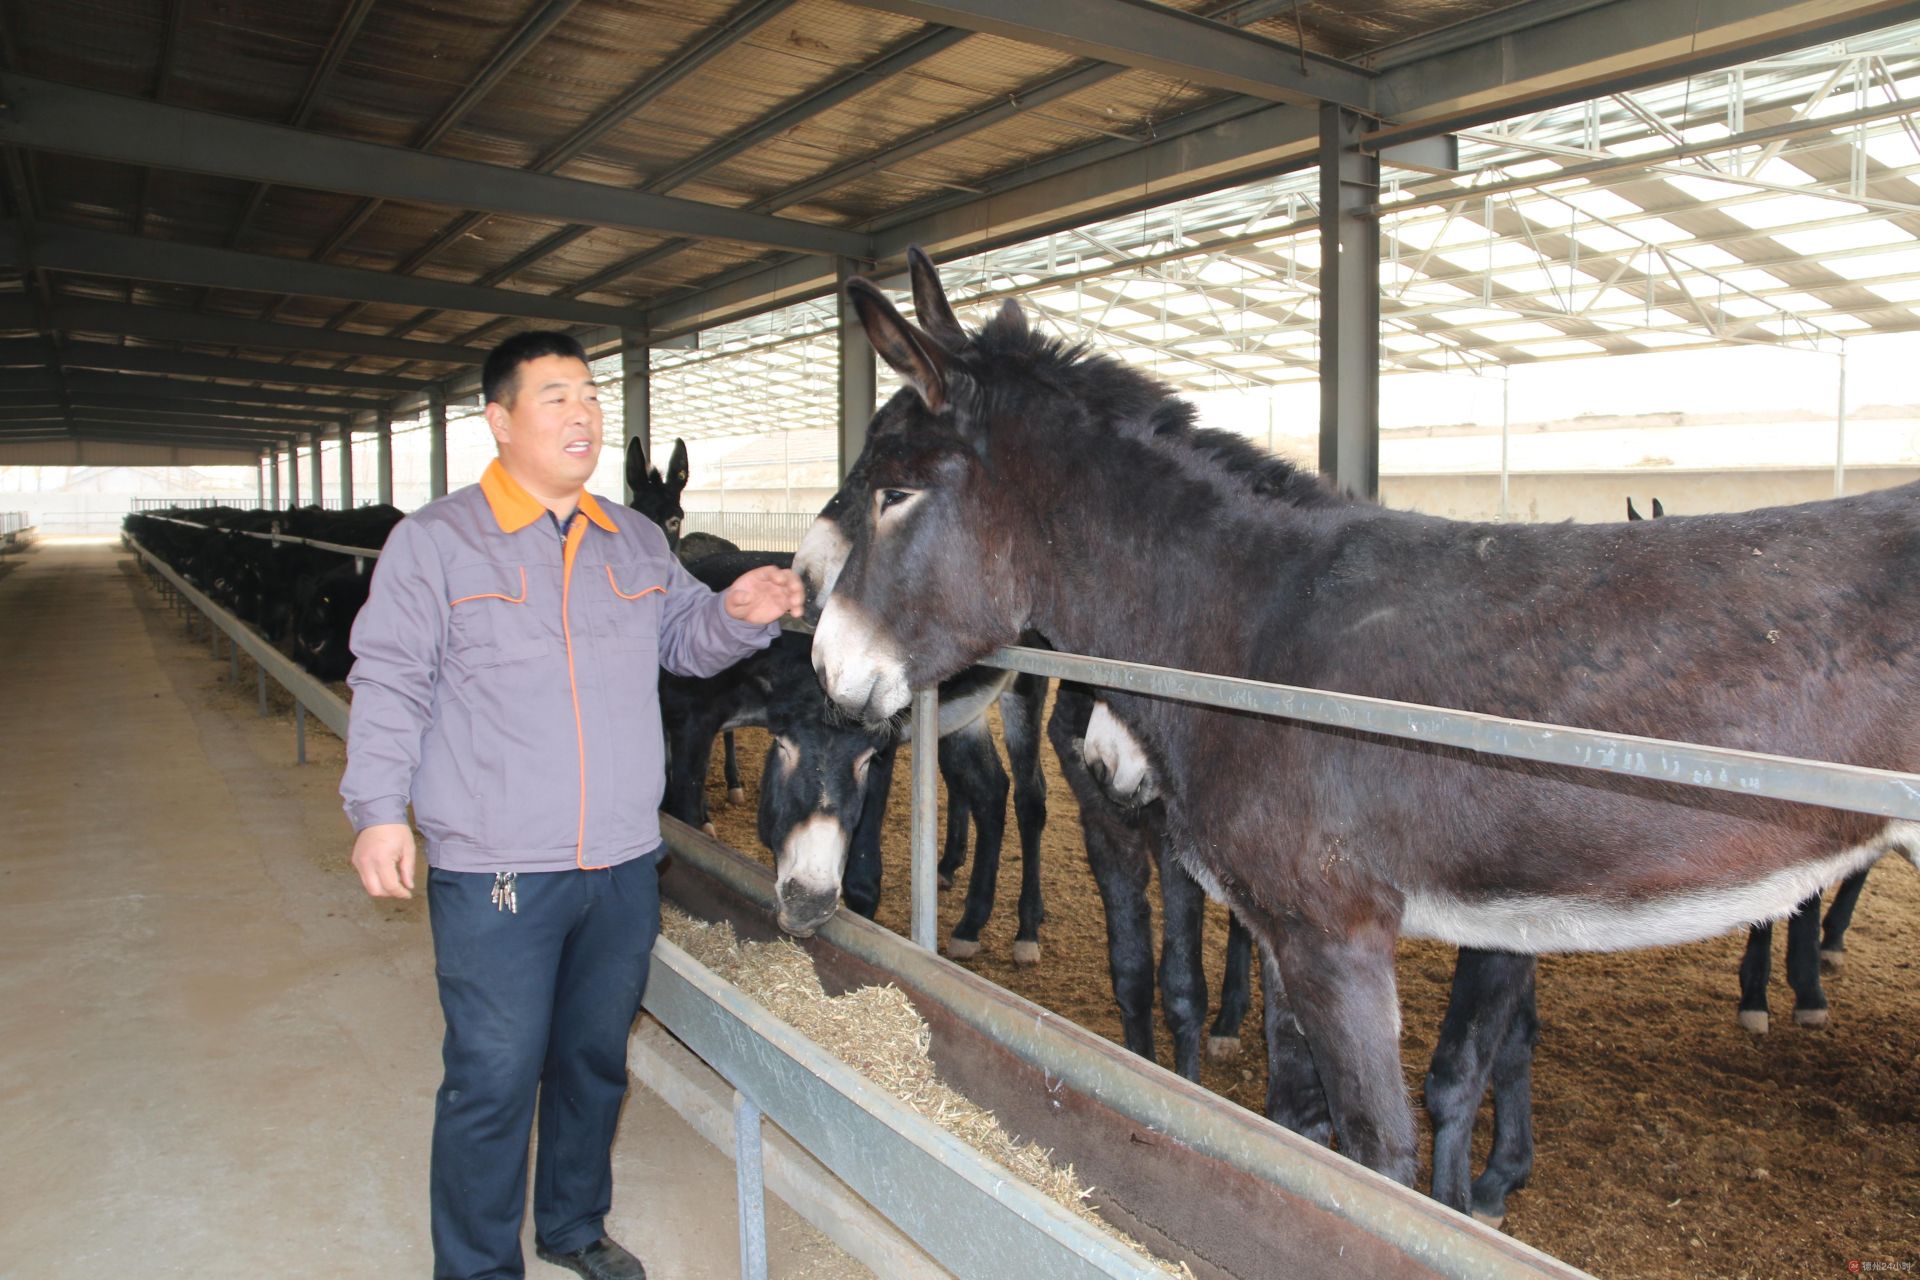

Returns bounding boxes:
[58,370,384,414]
[843,0,1370,108]
[427,386,447,499]
[28,339,428,394]
[376,414,392,506]
[338,420,354,508]
[50,301,483,366]
[621,327,649,503]
[0,73,870,258]
[62,394,344,424]
[1317,104,1379,500]
[0,223,645,327]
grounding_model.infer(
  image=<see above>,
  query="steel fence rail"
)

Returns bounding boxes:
[137,512,383,561]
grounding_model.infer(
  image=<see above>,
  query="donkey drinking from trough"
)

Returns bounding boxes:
[812,253,1920,1192]
[1628,495,1888,1033]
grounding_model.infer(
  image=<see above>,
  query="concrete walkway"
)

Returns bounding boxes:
[0,540,857,1279]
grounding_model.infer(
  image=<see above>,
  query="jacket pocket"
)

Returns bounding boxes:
[447,565,553,667]
[591,562,664,651]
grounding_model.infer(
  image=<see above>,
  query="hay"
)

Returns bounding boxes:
[660,907,1193,1278]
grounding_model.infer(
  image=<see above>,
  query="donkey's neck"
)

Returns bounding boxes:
[1020,431,1312,678]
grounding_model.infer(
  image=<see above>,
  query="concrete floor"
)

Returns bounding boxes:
[0,540,859,1279]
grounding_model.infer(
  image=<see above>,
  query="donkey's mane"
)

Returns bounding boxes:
[956,305,1339,512]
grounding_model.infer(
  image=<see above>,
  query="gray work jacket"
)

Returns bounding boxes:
[339,460,778,873]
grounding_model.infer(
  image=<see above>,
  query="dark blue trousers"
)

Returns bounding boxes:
[427,854,661,1280]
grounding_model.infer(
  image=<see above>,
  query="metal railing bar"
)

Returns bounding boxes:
[134,513,383,560]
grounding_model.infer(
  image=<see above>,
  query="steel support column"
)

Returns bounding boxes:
[621,326,650,503]
[287,442,300,506]
[427,387,448,499]
[308,430,325,506]
[270,448,281,508]
[256,454,266,505]
[836,257,876,479]
[376,414,392,506]
[1318,103,1380,500]
[337,420,354,508]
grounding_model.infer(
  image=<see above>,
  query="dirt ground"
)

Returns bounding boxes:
[700,707,1920,1280]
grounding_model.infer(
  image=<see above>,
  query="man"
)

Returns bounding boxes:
[341,331,802,1280]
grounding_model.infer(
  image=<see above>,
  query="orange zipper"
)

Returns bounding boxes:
[561,518,600,870]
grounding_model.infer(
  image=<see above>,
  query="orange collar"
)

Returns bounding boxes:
[480,459,617,535]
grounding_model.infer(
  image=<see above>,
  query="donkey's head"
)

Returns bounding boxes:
[627,436,690,550]
[809,249,1050,725]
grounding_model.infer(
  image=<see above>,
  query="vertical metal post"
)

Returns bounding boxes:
[733,1091,769,1280]
[1835,345,1848,498]
[1318,103,1381,500]
[376,414,393,507]
[837,257,877,479]
[428,387,449,499]
[309,430,325,509]
[296,702,307,765]
[1499,366,1511,521]
[270,448,282,509]
[338,420,355,509]
[288,441,301,507]
[909,686,940,951]
[256,453,267,506]
[621,327,651,504]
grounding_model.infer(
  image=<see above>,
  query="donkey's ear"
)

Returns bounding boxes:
[667,439,690,493]
[626,436,652,491]
[907,246,965,351]
[1626,497,1642,521]
[1651,497,1665,519]
[847,277,949,413]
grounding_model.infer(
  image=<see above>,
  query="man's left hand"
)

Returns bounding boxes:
[724,565,806,623]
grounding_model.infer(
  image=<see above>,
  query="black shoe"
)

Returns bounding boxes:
[534,1235,648,1280]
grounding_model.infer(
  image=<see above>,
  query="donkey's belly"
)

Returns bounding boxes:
[1400,823,1912,953]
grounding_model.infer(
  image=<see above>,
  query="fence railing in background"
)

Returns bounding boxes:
[682,510,816,552]
[1,512,31,535]
[132,497,348,512]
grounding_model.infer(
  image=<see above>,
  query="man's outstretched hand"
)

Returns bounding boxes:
[724,565,805,624]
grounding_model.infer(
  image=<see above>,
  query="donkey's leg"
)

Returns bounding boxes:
[1737,921,1774,1034]
[841,742,895,920]
[1426,948,1527,1216]
[663,708,724,836]
[943,721,1008,959]
[1155,837,1210,1083]
[1819,868,1871,971]
[1273,920,1418,1184]
[722,730,745,805]
[1783,893,1829,1028]
[1001,673,1050,962]
[1209,913,1254,1061]
[1471,956,1540,1228]
[939,788,970,889]
[1051,687,1157,1060]
[1258,944,1331,1144]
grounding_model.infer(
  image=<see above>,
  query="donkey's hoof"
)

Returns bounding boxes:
[1819,947,1846,973]
[1207,1035,1243,1062]
[937,873,954,890]
[1737,1009,1770,1035]
[1471,1210,1506,1231]
[1794,1007,1830,1029]
[700,821,717,838]
[1012,940,1041,966]
[946,936,981,960]
[728,786,747,806]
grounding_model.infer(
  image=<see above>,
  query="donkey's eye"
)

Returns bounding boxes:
[880,489,913,513]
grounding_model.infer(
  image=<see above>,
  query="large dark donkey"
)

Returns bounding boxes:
[811,251,1920,1192]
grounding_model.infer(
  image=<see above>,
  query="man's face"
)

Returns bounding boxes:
[485,354,603,497]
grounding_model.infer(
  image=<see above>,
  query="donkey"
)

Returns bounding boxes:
[811,250,1920,1195]
[1629,496,1883,1032]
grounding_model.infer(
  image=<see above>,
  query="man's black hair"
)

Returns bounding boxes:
[483,331,591,407]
